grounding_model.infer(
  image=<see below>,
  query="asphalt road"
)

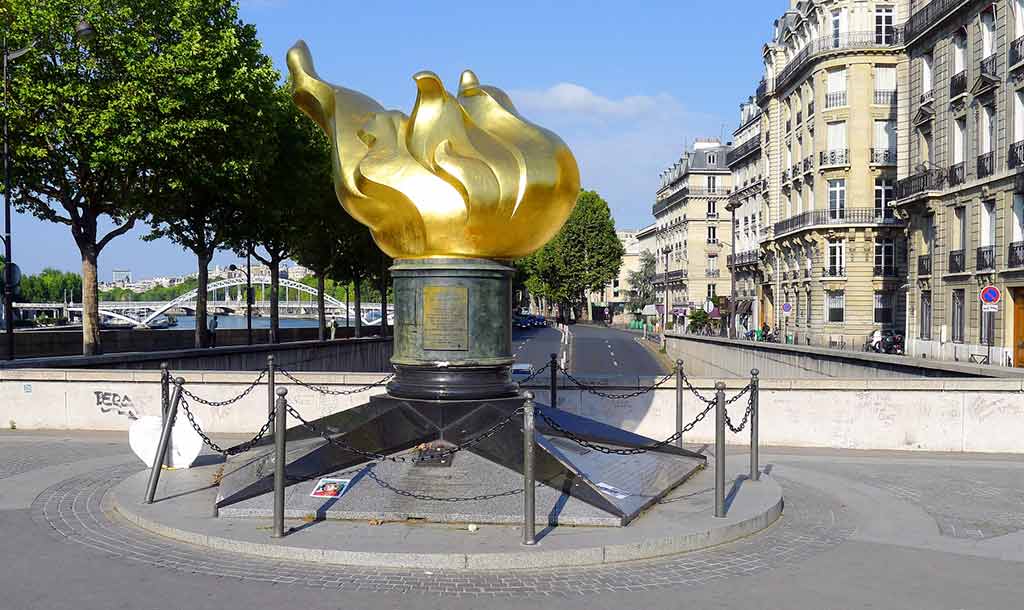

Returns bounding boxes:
[569,324,668,376]
[511,326,563,372]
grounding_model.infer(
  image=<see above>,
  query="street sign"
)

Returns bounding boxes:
[982,302,998,313]
[703,300,715,314]
[781,302,793,316]
[979,285,1001,305]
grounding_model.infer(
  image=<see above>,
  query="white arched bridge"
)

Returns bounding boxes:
[16,276,393,328]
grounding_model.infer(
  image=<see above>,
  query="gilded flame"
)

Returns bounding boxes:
[287,41,580,259]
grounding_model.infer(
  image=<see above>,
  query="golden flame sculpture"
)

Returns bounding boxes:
[287,41,580,259]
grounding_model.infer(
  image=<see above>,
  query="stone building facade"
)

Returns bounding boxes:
[726,98,766,335]
[896,0,1024,366]
[652,139,734,328]
[755,0,909,347]
[588,230,641,321]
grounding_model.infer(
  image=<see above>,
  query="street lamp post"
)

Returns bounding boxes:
[228,261,253,345]
[662,245,671,349]
[729,204,737,339]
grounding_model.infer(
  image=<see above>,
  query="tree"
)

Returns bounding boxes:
[16,268,81,303]
[518,190,624,320]
[627,250,657,315]
[143,0,278,348]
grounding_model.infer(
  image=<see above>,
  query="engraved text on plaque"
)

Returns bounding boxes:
[422,286,469,350]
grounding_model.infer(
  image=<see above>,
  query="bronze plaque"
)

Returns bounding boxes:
[422,285,469,350]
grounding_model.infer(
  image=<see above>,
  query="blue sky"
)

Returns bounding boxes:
[15,0,784,278]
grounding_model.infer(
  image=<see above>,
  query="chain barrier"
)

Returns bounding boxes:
[537,401,713,455]
[558,367,675,400]
[278,369,394,396]
[724,387,755,433]
[284,398,524,464]
[515,362,549,385]
[178,394,276,456]
[363,467,531,503]
[174,368,267,407]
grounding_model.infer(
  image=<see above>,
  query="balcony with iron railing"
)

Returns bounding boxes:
[920,89,934,104]
[807,100,815,117]
[820,148,849,167]
[870,148,896,165]
[1012,35,1024,67]
[873,265,901,278]
[796,110,803,125]
[950,70,967,98]
[976,245,995,271]
[977,151,994,179]
[775,31,903,92]
[874,89,896,105]
[1009,140,1024,169]
[822,266,846,279]
[803,155,813,173]
[825,90,847,108]
[791,164,802,180]
[772,207,903,238]
[896,168,944,200]
[980,54,998,78]
[706,269,721,278]
[918,254,932,276]
[1009,241,1024,268]
[948,249,966,274]
[904,0,974,44]
[756,78,771,105]
[726,137,760,166]
[948,161,965,186]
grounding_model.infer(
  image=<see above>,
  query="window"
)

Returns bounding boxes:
[707,284,717,301]
[806,290,812,325]
[795,292,801,326]
[920,291,932,340]
[953,29,966,73]
[980,105,994,155]
[875,178,895,219]
[827,121,847,151]
[951,289,965,343]
[875,6,894,44]
[808,187,815,211]
[954,206,967,249]
[953,118,966,164]
[708,255,718,273]
[826,291,845,323]
[874,292,894,324]
[1015,91,1024,143]
[826,69,847,107]
[874,66,896,99]
[831,9,845,46]
[875,238,895,274]
[922,52,934,94]
[982,9,995,58]
[795,189,803,215]
[981,200,996,247]
[922,129,934,166]
[707,153,717,165]
[707,175,717,191]
[708,199,717,215]
[827,239,845,275]
[1014,194,1024,243]
[874,119,895,155]
[828,179,846,219]
[708,225,717,243]
[1017,0,1024,39]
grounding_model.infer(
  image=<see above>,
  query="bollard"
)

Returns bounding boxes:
[267,354,275,419]
[750,369,760,482]
[714,381,726,518]
[145,377,184,504]
[522,391,537,546]
[272,386,288,538]
[675,359,684,449]
[549,352,558,409]
[159,362,169,418]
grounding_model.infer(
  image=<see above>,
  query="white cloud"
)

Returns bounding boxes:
[510,83,677,119]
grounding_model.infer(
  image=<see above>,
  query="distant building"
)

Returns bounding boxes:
[111,269,132,284]
[287,264,312,280]
[589,230,641,319]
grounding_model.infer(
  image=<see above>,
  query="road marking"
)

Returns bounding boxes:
[613,360,619,367]
[609,351,615,357]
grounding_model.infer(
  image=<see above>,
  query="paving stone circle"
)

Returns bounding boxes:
[30,463,853,597]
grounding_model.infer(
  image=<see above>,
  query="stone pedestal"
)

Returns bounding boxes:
[387,257,517,400]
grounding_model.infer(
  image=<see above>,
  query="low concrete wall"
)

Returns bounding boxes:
[0,337,393,373]
[665,333,1024,379]
[0,326,381,360]
[3,370,1023,454]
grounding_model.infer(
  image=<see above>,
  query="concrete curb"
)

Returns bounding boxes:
[110,470,783,571]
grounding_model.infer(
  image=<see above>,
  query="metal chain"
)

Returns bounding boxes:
[174,369,267,407]
[678,369,716,405]
[515,362,549,385]
[724,388,755,433]
[178,394,275,456]
[363,467,531,503]
[285,399,524,463]
[559,367,675,400]
[537,401,713,455]
[278,369,394,396]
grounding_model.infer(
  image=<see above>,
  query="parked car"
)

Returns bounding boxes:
[510,362,535,379]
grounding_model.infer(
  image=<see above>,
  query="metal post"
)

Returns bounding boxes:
[662,247,669,350]
[675,359,684,449]
[345,285,350,327]
[522,391,537,546]
[145,377,184,504]
[750,369,760,481]
[246,246,253,346]
[729,205,737,339]
[3,36,15,360]
[714,381,726,518]
[272,386,287,538]
[549,352,558,409]
[267,354,275,418]
[159,362,169,418]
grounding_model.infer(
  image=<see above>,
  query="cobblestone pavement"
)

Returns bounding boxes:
[0,436,127,480]
[31,463,852,597]
[809,460,1024,539]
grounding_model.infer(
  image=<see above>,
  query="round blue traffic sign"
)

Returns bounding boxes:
[980,285,1001,305]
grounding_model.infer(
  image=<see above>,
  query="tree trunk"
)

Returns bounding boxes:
[316,272,326,341]
[269,259,280,344]
[195,252,211,348]
[353,278,362,338]
[80,247,102,355]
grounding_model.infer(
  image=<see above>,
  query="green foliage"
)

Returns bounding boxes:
[15,268,82,303]
[518,190,624,317]
[687,308,711,333]
[627,250,657,314]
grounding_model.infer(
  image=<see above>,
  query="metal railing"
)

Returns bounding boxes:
[978,151,994,179]
[977,245,995,271]
[950,70,967,98]
[782,168,791,183]
[726,137,760,165]
[822,266,846,278]
[920,89,934,104]
[981,54,998,78]
[904,0,971,43]
[786,119,791,133]
[871,148,896,165]
[820,148,849,166]
[1009,140,1024,169]
[807,100,815,116]
[825,90,847,108]
[918,254,932,276]
[1009,241,1024,268]
[706,269,721,278]
[756,78,771,105]
[874,89,896,105]
[873,265,901,277]
[896,168,944,199]
[796,110,802,125]
[948,161,966,186]
[1011,35,1024,67]
[803,155,814,173]
[773,207,902,238]
[776,31,902,91]
[949,249,966,274]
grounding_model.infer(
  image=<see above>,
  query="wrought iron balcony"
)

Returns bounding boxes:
[948,249,966,274]
[772,207,902,238]
[807,100,814,116]
[820,148,849,167]
[874,89,896,105]
[950,70,967,98]
[825,90,847,108]
[904,0,973,44]
[796,110,803,125]
[803,155,813,173]
[775,31,903,92]
[822,266,846,278]
[948,161,965,186]
[756,78,771,105]
[791,164,802,180]
[896,168,944,199]
[871,148,896,165]
[976,245,995,271]
[1009,140,1024,169]
[726,137,760,166]
[873,265,901,277]
[918,254,932,276]
[920,89,934,104]
[706,269,721,278]
[977,152,994,179]
[781,168,791,183]
[706,211,719,219]
[980,54,998,78]
[1012,35,1024,67]
[1009,241,1024,268]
